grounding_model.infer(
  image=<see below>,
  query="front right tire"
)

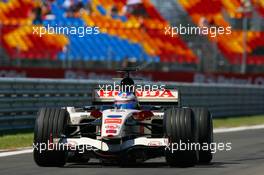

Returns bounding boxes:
[33,108,69,167]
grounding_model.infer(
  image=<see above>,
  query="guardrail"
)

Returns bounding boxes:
[0,78,264,131]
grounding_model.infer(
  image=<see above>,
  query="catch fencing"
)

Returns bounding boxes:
[0,78,264,131]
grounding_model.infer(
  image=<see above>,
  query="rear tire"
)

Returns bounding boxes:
[33,108,69,167]
[192,107,213,163]
[164,108,198,167]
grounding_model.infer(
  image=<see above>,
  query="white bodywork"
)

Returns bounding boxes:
[63,107,167,152]
[60,89,178,153]
[101,109,138,138]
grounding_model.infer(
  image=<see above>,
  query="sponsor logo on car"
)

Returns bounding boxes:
[104,119,122,124]
[105,124,120,129]
[106,130,117,134]
[110,109,125,112]
[98,89,175,98]
[107,115,122,118]
[147,141,163,146]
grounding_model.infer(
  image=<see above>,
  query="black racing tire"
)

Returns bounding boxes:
[192,107,213,163]
[33,108,69,167]
[164,107,198,167]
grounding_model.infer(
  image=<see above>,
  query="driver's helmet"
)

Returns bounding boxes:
[114,91,138,109]
[115,77,137,109]
[120,77,134,92]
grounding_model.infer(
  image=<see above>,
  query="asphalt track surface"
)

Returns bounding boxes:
[0,129,263,175]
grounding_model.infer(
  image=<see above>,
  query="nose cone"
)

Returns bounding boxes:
[101,109,138,138]
[101,112,124,138]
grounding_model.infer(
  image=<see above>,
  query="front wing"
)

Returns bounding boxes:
[55,137,169,152]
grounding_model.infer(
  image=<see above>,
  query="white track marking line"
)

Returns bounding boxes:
[214,124,264,133]
[0,125,264,157]
[0,149,32,157]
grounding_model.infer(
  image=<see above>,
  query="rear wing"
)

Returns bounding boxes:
[92,89,180,107]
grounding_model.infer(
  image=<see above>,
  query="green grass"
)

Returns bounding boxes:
[0,115,264,150]
[0,131,33,150]
[213,115,264,128]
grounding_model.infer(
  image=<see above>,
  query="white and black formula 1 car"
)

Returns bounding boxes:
[33,69,213,167]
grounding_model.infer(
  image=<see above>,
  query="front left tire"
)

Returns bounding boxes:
[164,107,198,167]
[192,107,213,163]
